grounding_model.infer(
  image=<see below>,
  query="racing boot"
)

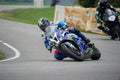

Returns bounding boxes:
[110,31,118,40]
[111,35,118,40]
[87,43,94,48]
[98,26,104,31]
[98,26,108,33]
[84,38,91,44]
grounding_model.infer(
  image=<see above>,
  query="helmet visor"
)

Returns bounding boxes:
[39,25,47,32]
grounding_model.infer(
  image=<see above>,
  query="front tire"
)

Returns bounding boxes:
[60,42,84,61]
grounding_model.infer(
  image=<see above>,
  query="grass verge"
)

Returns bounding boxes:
[0,50,5,60]
[0,7,55,24]
[0,7,103,34]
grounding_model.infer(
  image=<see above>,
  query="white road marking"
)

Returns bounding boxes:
[0,40,21,62]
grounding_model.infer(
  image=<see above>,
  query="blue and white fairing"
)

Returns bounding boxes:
[55,27,87,52]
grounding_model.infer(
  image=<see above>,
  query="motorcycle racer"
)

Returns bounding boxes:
[38,18,91,60]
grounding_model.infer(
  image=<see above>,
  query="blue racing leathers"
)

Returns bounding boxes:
[66,27,87,41]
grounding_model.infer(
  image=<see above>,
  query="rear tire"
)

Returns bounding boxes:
[60,42,84,61]
[91,46,101,60]
[114,24,120,40]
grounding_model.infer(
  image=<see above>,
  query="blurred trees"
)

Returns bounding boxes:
[0,0,33,3]
[78,0,120,8]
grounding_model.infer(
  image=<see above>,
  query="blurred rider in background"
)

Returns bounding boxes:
[95,0,120,39]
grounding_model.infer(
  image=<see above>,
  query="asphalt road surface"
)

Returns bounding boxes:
[0,4,120,80]
[0,5,33,11]
[0,19,120,80]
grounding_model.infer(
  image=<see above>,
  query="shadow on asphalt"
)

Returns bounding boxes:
[98,38,120,41]
[92,37,120,41]
[42,59,101,63]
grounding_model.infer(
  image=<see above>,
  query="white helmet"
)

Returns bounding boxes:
[38,18,50,32]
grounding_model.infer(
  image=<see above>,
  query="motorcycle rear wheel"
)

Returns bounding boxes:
[114,24,120,40]
[91,46,101,60]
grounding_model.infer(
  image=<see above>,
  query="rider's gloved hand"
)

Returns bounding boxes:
[48,41,55,53]
[47,46,52,53]
[41,32,45,38]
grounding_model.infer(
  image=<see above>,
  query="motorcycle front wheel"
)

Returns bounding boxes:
[60,42,84,61]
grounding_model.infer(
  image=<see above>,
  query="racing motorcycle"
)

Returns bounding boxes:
[102,9,120,40]
[47,26,101,61]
